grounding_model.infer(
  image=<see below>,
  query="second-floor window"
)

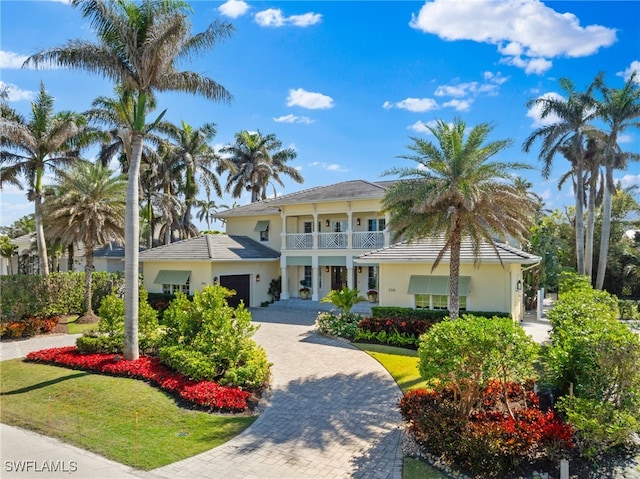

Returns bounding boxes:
[368,218,386,232]
[260,226,269,242]
[304,222,312,234]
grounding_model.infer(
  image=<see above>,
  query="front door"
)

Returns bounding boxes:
[331,266,346,290]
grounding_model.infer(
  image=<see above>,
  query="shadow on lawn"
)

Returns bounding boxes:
[2,371,89,395]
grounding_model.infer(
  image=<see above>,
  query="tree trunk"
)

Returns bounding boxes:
[67,243,74,271]
[123,132,143,360]
[448,227,462,320]
[574,166,586,275]
[596,165,615,289]
[34,193,49,276]
[584,170,598,279]
[84,243,94,314]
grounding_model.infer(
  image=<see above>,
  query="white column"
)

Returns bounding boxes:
[346,256,353,289]
[280,256,289,300]
[312,207,318,250]
[280,211,287,251]
[312,255,319,301]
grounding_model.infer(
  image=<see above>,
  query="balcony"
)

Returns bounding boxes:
[284,231,385,250]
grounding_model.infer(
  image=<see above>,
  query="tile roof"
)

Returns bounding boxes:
[214,180,400,218]
[356,237,541,265]
[138,234,280,262]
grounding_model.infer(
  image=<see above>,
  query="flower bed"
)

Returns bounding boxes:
[26,347,251,412]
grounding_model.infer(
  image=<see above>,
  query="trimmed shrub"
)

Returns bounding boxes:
[371,306,511,321]
[159,285,270,390]
[316,311,361,340]
[76,287,160,355]
[418,315,540,418]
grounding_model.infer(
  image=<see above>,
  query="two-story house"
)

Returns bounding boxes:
[139,180,540,319]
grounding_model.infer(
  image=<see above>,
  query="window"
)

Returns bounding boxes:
[254,220,270,242]
[368,266,378,291]
[163,278,190,295]
[303,265,312,289]
[368,218,386,232]
[414,294,467,311]
[304,221,312,234]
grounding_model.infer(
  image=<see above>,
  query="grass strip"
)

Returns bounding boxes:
[0,359,255,470]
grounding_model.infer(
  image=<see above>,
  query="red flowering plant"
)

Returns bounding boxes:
[26,347,251,412]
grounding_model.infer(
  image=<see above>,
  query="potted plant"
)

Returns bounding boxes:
[299,279,311,299]
[268,277,281,302]
[366,289,378,303]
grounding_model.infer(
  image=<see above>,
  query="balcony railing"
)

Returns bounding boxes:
[352,231,384,249]
[284,231,385,250]
[285,233,313,249]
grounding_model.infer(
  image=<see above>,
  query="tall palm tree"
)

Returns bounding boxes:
[160,120,228,236]
[523,77,599,275]
[383,118,536,319]
[44,162,126,318]
[195,198,229,230]
[221,130,303,203]
[25,0,233,359]
[0,82,84,275]
[594,72,640,289]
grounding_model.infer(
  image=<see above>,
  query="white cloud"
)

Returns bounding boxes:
[383,97,438,113]
[408,119,444,134]
[0,51,28,69]
[287,88,334,110]
[288,12,323,27]
[619,174,640,189]
[218,0,249,18]
[410,0,617,75]
[255,8,321,28]
[309,161,348,173]
[0,81,35,102]
[273,114,315,124]
[443,99,472,111]
[526,92,564,127]
[617,60,640,83]
[618,133,634,144]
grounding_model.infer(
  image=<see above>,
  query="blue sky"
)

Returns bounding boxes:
[1,0,639,230]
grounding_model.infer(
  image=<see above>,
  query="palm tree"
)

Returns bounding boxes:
[0,82,84,275]
[383,118,537,319]
[523,77,599,275]
[594,72,640,289]
[25,0,233,359]
[44,162,126,318]
[160,120,228,236]
[221,130,303,203]
[196,198,229,230]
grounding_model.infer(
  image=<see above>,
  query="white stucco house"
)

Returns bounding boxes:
[138,180,540,319]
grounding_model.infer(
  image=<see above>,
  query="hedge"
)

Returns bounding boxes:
[370,306,511,321]
[0,272,124,321]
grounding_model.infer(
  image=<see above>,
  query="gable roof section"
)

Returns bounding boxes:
[214,180,400,218]
[138,235,280,262]
[356,237,540,265]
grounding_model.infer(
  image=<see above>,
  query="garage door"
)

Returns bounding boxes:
[219,274,250,308]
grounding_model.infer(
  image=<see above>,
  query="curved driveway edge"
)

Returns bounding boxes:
[152,305,403,479]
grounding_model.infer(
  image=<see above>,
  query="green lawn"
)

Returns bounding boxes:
[354,343,447,479]
[60,315,99,335]
[0,359,255,470]
[353,343,428,393]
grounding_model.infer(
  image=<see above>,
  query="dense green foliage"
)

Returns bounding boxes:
[544,273,640,458]
[0,272,123,321]
[76,288,160,355]
[315,311,361,340]
[418,315,540,418]
[159,285,270,389]
[371,306,510,321]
